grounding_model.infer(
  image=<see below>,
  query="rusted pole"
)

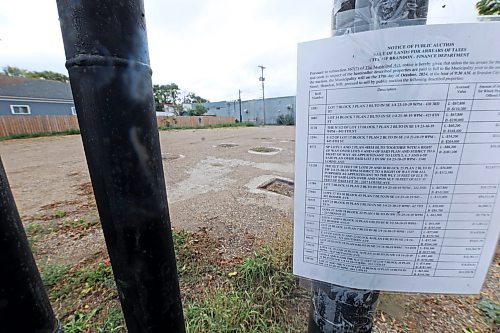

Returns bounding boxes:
[55,1,185,332]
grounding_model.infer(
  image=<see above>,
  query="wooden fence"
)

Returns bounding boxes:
[0,115,236,137]
[0,116,80,137]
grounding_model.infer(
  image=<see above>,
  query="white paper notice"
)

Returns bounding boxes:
[294,23,500,294]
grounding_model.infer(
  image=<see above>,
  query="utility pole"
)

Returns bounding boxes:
[308,1,430,333]
[238,89,243,123]
[258,65,266,125]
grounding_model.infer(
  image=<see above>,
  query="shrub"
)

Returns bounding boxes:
[276,114,295,125]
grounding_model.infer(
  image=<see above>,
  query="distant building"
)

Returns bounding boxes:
[203,96,296,124]
[0,75,296,124]
[0,75,75,116]
[160,103,176,116]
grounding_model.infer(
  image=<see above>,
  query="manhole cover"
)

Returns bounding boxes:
[218,143,239,148]
[248,147,281,155]
[258,178,294,197]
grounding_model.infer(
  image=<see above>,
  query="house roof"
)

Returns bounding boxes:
[0,75,73,101]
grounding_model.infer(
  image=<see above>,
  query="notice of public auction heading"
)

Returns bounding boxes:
[294,23,500,294]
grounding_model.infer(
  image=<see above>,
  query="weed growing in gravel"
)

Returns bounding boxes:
[26,221,60,237]
[184,246,305,332]
[53,210,67,219]
[27,217,99,251]
[62,218,100,230]
[85,263,114,287]
[40,262,71,289]
[174,230,224,286]
[42,262,115,301]
[96,305,126,333]
[25,223,43,236]
[40,230,306,332]
[61,304,126,333]
[63,308,99,333]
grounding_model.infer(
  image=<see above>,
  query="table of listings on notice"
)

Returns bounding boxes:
[303,82,500,278]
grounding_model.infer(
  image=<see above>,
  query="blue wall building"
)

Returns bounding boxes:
[203,96,296,124]
[0,75,75,116]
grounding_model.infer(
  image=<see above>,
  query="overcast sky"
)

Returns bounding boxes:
[0,0,477,102]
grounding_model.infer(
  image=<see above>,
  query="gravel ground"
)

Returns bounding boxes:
[0,126,498,332]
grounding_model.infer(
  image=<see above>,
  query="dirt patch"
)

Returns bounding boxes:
[250,147,278,153]
[248,146,282,155]
[75,181,93,196]
[259,178,294,197]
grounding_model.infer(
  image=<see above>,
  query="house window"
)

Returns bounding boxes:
[10,105,31,115]
[71,106,77,115]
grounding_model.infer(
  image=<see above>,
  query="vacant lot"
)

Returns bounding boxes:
[0,127,498,332]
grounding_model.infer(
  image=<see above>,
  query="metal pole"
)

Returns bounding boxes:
[0,158,61,333]
[258,65,266,125]
[238,89,243,123]
[308,283,379,333]
[56,1,185,332]
[308,1,429,332]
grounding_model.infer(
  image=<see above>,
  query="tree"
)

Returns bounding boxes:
[153,83,209,115]
[189,103,208,116]
[183,92,209,104]
[153,83,180,112]
[2,66,25,77]
[476,0,500,15]
[35,70,70,82]
[2,66,69,82]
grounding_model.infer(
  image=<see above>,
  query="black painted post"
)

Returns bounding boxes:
[308,1,429,332]
[0,158,61,333]
[308,283,379,333]
[55,1,185,332]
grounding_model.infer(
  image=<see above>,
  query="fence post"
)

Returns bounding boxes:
[0,158,61,333]
[308,1,429,332]
[55,1,185,332]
